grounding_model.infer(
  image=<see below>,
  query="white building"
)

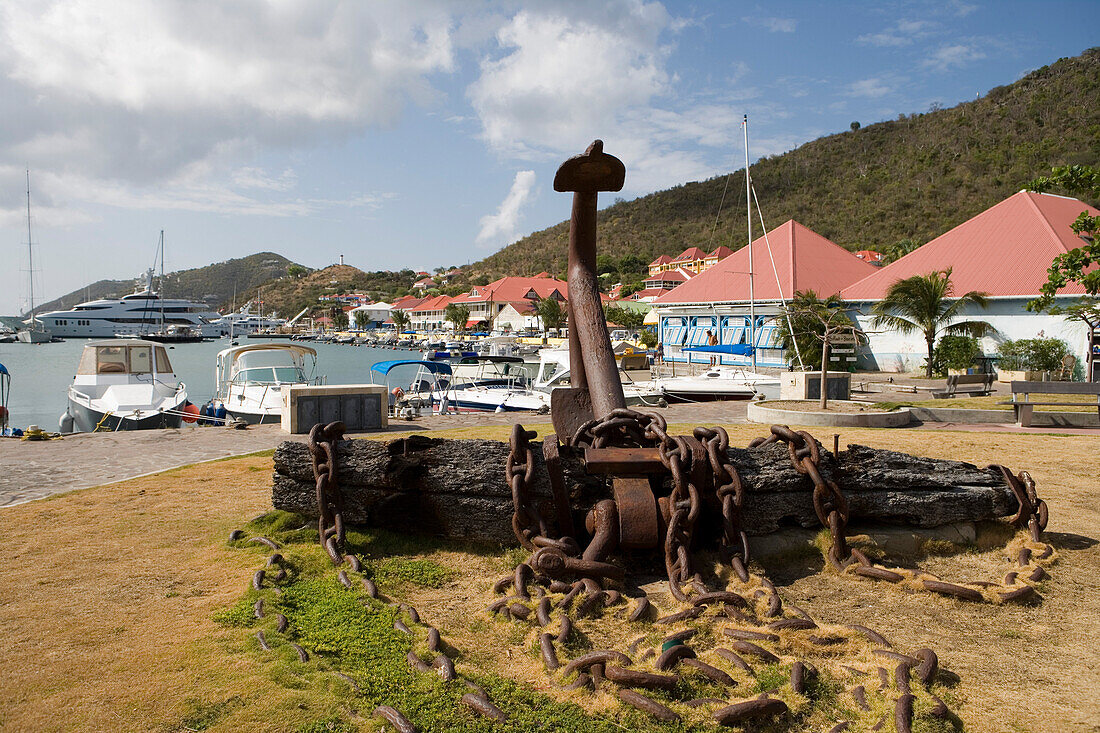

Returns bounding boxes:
[842,191,1099,374]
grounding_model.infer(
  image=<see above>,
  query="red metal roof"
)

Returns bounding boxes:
[649,254,672,266]
[656,220,878,304]
[450,275,569,305]
[706,245,734,260]
[670,246,708,263]
[842,191,1098,300]
[409,294,453,312]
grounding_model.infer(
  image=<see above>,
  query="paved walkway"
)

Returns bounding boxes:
[3,396,1094,508]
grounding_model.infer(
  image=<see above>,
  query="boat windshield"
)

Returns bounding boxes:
[77,344,173,375]
[231,349,310,384]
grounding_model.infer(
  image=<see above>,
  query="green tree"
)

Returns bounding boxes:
[444,303,470,332]
[776,290,852,369]
[352,310,369,331]
[535,297,566,333]
[391,309,410,332]
[617,254,647,277]
[1026,164,1100,312]
[595,254,617,276]
[287,264,308,278]
[776,291,857,408]
[604,305,646,330]
[881,238,920,264]
[871,268,993,379]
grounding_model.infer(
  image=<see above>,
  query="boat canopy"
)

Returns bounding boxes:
[216,343,317,362]
[370,360,453,376]
[682,344,756,356]
[76,341,174,375]
[0,363,7,376]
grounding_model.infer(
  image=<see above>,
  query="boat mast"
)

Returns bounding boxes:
[744,115,755,372]
[158,230,166,332]
[25,170,37,330]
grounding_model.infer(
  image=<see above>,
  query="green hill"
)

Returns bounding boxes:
[469,48,1100,280]
[34,252,297,315]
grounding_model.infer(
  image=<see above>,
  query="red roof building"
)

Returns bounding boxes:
[853,250,884,265]
[412,277,437,290]
[657,221,877,305]
[843,191,1098,300]
[648,254,672,276]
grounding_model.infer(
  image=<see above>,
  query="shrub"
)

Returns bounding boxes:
[997,337,1071,372]
[926,334,981,376]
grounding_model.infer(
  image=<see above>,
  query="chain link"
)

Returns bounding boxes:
[308,421,347,565]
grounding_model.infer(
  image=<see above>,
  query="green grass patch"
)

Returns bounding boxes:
[177,695,246,731]
[368,557,454,588]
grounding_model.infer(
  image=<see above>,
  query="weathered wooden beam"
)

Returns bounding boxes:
[271,436,1016,545]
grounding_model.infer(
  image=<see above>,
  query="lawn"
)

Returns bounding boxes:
[0,423,1096,732]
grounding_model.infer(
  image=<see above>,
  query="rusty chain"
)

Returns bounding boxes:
[758,425,1055,605]
[308,421,347,565]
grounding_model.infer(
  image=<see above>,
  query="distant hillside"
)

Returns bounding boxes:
[35,252,296,315]
[470,48,1100,280]
[237,265,419,319]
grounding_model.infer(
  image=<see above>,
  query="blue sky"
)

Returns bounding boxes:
[2,0,1097,315]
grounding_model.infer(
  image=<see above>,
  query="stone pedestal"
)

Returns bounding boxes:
[781,371,851,400]
[282,384,388,434]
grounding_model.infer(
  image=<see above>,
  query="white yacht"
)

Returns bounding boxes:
[650,365,781,402]
[213,344,323,424]
[60,339,189,432]
[37,269,227,339]
[217,306,287,336]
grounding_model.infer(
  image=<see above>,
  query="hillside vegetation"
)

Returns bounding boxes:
[34,252,296,315]
[237,265,419,319]
[470,48,1100,280]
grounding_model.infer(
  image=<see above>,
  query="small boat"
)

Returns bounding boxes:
[446,356,549,413]
[144,324,208,343]
[651,365,780,402]
[214,343,323,424]
[61,339,189,432]
[533,349,665,407]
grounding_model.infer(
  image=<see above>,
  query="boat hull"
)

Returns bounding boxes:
[67,397,184,432]
[16,329,51,343]
[223,408,278,425]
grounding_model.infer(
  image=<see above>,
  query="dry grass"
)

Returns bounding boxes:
[1,423,1098,732]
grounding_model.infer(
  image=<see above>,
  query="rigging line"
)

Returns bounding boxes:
[750,182,805,370]
[708,169,736,245]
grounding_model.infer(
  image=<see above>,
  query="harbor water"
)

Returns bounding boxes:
[0,338,419,432]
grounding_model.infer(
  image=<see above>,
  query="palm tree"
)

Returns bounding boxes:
[391,309,410,333]
[871,268,992,379]
[776,290,851,369]
[445,303,470,333]
[535,297,565,333]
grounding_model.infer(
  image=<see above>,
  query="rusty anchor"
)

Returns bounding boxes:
[550,139,627,438]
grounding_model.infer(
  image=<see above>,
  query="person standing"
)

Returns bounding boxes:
[706,329,718,366]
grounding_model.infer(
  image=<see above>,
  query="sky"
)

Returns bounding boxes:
[2,0,1097,315]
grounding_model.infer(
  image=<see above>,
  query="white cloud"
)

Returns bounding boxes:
[467,2,760,193]
[743,16,796,33]
[0,0,458,219]
[849,77,894,98]
[923,43,986,72]
[468,4,673,157]
[477,170,536,247]
[857,19,933,47]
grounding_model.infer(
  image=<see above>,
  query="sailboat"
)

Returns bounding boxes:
[16,171,52,343]
[649,116,780,401]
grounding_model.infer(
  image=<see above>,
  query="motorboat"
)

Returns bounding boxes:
[37,268,226,339]
[214,343,323,424]
[650,365,780,402]
[61,339,189,432]
[533,349,665,407]
[144,324,208,343]
[371,358,549,415]
[447,356,549,413]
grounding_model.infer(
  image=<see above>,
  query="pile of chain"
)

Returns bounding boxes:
[492,414,1056,730]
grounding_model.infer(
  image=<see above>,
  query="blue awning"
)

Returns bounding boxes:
[682,344,755,356]
[370,360,453,376]
[0,363,7,375]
